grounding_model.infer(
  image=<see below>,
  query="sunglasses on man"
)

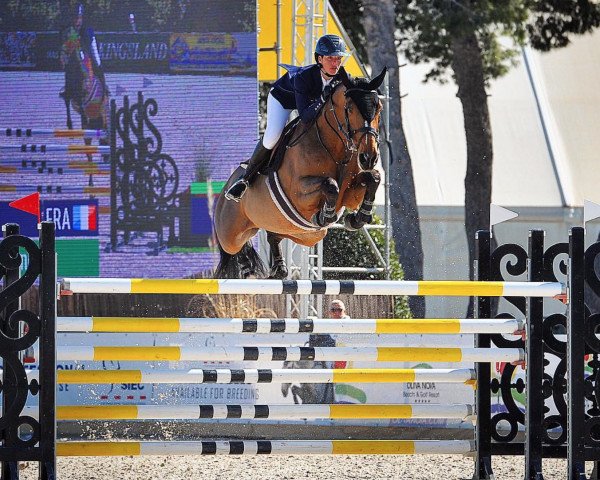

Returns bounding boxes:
[330,307,343,312]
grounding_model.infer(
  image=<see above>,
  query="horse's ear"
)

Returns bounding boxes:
[367,67,387,91]
[338,66,353,89]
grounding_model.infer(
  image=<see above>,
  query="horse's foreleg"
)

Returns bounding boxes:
[344,170,381,231]
[267,231,288,279]
[64,98,73,130]
[311,178,339,228]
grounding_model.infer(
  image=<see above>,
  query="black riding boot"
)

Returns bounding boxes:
[94,67,109,95]
[225,140,272,202]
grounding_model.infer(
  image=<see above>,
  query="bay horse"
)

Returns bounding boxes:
[60,25,109,185]
[214,67,386,279]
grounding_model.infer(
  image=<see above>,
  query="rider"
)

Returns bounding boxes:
[60,4,107,99]
[225,34,350,202]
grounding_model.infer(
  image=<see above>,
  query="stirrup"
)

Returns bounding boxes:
[224,179,249,202]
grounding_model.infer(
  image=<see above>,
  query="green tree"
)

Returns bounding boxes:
[395,0,600,316]
[323,216,411,318]
[332,0,600,317]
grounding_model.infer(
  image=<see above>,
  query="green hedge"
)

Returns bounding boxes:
[323,215,411,318]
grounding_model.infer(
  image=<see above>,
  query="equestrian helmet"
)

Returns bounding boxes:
[68,3,84,17]
[314,34,349,61]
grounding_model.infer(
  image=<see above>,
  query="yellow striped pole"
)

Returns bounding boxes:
[66,145,110,154]
[26,367,477,385]
[42,403,473,421]
[56,439,475,456]
[2,127,106,139]
[0,144,110,154]
[55,345,523,363]
[56,316,525,334]
[60,278,565,297]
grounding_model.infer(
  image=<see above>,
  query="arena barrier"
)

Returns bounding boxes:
[0,223,597,480]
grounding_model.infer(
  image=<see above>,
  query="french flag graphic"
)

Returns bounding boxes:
[73,204,97,231]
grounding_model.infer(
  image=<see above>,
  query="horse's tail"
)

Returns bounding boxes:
[214,241,267,279]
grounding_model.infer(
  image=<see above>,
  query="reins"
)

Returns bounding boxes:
[287,83,381,167]
[320,86,380,166]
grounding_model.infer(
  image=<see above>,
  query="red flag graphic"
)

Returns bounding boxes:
[9,192,40,222]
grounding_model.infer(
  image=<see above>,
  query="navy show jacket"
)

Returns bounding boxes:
[271,64,339,123]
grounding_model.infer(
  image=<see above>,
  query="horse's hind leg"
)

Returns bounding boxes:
[238,255,254,278]
[344,170,381,231]
[214,241,267,279]
[311,178,339,227]
[267,231,288,279]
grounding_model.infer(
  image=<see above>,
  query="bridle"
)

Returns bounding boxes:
[318,85,381,166]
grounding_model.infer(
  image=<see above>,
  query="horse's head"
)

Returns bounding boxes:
[328,67,386,170]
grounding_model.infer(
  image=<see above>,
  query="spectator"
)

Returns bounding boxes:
[329,299,350,319]
[282,301,352,405]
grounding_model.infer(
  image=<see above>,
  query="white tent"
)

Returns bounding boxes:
[398,30,600,316]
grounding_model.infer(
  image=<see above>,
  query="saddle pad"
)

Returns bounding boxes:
[266,170,322,231]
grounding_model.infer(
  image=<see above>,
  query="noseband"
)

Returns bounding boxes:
[321,86,380,165]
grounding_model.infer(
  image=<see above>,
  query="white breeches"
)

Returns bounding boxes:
[91,37,102,66]
[263,93,294,150]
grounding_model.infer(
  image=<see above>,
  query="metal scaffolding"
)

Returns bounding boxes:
[292,0,328,66]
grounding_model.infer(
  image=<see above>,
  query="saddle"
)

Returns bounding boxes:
[265,116,302,174]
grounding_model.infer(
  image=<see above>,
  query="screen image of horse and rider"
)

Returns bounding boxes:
[0,1,257,278]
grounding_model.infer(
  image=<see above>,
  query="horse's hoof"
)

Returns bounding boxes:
[343,214,361,231]
[344,212,373,231]
[360,213,373,225]
[240,268,254,279]
[269,264,288,279]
